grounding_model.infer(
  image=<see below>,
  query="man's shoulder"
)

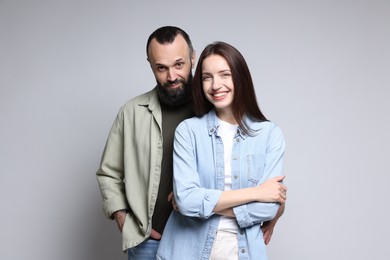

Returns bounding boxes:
[121,88,159,110]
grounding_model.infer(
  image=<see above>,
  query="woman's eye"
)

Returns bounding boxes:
[202,75,211,81]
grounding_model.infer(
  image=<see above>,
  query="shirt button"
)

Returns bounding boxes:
[240,230,244,235]
[241,249,246,253]
[235,138,240,142]
[234,176,238,179]
[210,128,215,133]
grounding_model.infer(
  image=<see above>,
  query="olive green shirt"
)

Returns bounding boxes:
[97,88,165,251]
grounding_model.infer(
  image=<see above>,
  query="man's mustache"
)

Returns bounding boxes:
[165,79,184,87]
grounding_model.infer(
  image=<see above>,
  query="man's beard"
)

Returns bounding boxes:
[156,74,192,106]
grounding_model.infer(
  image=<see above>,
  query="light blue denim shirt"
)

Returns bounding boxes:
[157,109,285,260]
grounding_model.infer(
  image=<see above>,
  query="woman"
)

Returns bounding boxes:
[157,42,287,260]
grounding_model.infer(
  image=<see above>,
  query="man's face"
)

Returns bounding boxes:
[147,34,195,106]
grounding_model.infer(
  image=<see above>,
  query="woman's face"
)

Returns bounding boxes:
[201,54,234,114]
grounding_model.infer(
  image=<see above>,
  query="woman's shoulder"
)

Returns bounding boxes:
[249,120,284,139]
[178,115,207,127]
[176,115,209,135]
[250,119,280,130]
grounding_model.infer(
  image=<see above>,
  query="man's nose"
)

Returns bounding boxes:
[167,68,177,81]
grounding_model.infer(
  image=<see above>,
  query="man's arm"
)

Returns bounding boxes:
[96,108,129,219]
[261,202,285,245]
[113,210,127,232]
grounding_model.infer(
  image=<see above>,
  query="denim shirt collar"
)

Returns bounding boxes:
[206,109,247,140]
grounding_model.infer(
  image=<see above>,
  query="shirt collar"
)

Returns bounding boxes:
[206,109,247,140]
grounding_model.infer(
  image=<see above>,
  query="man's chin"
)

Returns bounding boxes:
[161,83,185,95]
[157,84,190,106]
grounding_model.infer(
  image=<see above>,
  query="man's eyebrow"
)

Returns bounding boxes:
[154,58,185,67]
[173,58,185,63]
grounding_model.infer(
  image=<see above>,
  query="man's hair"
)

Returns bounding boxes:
[146,26,194,58]
[192,41,268,135]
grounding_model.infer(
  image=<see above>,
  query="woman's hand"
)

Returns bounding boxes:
[256,176,287,204]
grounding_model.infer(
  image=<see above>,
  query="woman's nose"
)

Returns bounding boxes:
[211,78,221,90]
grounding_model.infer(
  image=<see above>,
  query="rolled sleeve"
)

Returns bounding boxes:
[173,121,223,219]
[234,202,279,228]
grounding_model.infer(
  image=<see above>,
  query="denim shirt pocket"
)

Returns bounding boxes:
[246,154,266,187]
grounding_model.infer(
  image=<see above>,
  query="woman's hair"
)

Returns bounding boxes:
[192,41,267,135]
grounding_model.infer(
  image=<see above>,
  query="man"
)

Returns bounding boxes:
[96,26,284,259]
[96,26,195,259]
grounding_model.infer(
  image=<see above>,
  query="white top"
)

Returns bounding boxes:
[217,118,239,233]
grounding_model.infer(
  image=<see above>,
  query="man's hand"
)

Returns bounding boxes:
[150,228,162,240]
[168,191,179,211]
[113,210,127,232]
[261,203,285,245]
[261,220,276,245]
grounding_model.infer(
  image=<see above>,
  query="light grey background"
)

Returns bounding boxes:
[1,0,389,259]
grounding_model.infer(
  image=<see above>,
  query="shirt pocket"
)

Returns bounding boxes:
[246,154,266,187]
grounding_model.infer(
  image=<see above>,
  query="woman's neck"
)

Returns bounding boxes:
[215,108,237,125]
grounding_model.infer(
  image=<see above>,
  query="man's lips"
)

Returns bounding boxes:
[168,83,182,89]
[166,81,183,89]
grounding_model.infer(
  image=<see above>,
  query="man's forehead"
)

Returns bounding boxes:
[148,35,190,64]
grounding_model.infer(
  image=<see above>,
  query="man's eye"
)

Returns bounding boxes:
[157,66,166,72]
[175,62,184,68]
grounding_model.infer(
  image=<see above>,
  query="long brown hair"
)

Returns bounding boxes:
[192,41,267,135]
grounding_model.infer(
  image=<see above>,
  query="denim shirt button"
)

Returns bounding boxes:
[234,176,238,179]
[235,138,240,142]
[210,128,215,133]
[241,249,246,253]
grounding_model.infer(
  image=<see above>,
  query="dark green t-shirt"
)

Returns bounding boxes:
[152,101,193,235]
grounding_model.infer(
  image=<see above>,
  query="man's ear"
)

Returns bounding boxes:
[147,58,153,69]
[191,51,196,69]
